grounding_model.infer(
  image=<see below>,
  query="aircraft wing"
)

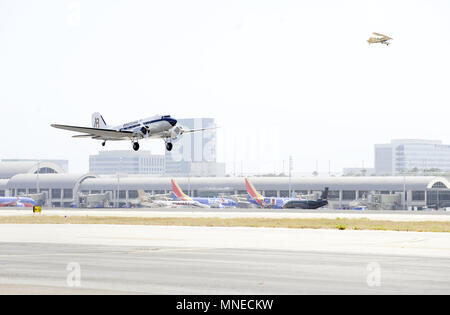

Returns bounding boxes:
[51,124,135,140]
[372,32,392,39]
[182,126,218,134]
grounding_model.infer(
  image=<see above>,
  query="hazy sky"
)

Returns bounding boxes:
[1,0,450,175]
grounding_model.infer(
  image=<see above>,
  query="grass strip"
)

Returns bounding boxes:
[0,215,449,232]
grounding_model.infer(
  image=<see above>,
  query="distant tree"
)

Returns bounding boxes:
[423,168,441,175]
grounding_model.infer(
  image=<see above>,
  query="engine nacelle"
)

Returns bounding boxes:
[139,126,150,137]
[169,126,182,140]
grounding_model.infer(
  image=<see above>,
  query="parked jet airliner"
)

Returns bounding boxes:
[0,197,37,207]
[245,178,328,209]
[136,190,210,208]
[52,113,214,151]
[171,179,237,208]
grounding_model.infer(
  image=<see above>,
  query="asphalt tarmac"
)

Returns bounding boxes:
[0,224,449,294]
[1,242,450,294]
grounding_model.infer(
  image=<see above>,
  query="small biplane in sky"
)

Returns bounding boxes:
[367,32,392,46]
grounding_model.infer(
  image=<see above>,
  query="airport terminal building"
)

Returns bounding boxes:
[2,160,450,210]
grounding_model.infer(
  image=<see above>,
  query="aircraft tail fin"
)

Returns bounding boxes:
[92,112,108,129]
[138,190,149,202]
[245,178,264,205]
[321,187,329,200]
[171,179,192,201]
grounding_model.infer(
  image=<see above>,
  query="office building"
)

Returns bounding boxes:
[89,150,165,175]
[165,118,225,176]
[375,139,450,175]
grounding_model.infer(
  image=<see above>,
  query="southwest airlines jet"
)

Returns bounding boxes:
[0,197,37,207]
[245,178,328,209]
[171,179,237,208]
[137,190,210,208]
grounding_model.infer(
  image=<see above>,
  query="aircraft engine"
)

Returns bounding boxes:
[139,125,150,138]
[169,126,182,140]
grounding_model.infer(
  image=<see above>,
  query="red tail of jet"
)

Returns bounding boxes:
[171,179,192,201]
[245,178,264,206]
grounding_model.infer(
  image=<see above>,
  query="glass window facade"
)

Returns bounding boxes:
[63,189,73,199]
[427,190,450,208]
[358,191,369,199]
[328,190,340,200]
[51,189,61,199]
[376,140,450,175]
[279,190,289,197]
[264,190,277,197]
[34,167,57,174]
[128,190,138,199]
[342,190,356,200]
[412,191,425,201]
[432,182,446,189]
[89,151,165,175]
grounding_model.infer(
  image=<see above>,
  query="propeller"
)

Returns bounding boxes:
[170,126,182,140]
[140,126,150,140]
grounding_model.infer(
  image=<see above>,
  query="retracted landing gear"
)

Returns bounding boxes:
[132,142,140,151]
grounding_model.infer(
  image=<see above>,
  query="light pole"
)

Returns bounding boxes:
[36,160,40,193]
[188,175,191,196]
[288,156,293,198]
[403,175,406,210]
[116,157,122,208]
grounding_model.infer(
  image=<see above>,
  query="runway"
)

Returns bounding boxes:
[0,224,449,294]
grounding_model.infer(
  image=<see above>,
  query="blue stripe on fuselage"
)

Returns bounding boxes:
[121,117,178,131]
[247,195,300,209]
[172,194,237,207]
[143,118,177,127]
[193,197,237,207]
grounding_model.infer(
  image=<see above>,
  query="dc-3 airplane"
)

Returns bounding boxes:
[51,113,214,151]
[367,32,392,46]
